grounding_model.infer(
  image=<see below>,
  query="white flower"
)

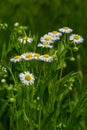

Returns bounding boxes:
[21,53,34,60]
[37,43,53,48]
[52,36,60,41]
[39,54,53,62]
[48,31,62,37]
[19,71,35,86]
[1,78,6,83]
[2,67,7,73]
[40,34,54,44]
[69,34,84,43]
[59,27,73,33]
[33,53,41,60]
[14,22,19,27]
[10,55,21,63]
[19,36,33,44]
[37,96,40,100]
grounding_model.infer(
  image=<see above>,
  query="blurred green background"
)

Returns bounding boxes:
[0,0,87,83]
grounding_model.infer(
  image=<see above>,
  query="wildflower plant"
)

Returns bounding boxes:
[0,24,87,130]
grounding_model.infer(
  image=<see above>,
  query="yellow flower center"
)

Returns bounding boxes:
[14,56,20,59]
[25,54,33,58]
[63,27,69,30]
[43,43,49,46]
[34,53,40,57]
[52,31,58,34]
[25,74,31,81]
[74,35,80,40]
[44,54,50,58]
[44,36,52,41]
[23,37,29,41]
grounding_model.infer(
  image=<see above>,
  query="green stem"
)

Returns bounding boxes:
[8,67,16,84]
[38,108,41,130]
[9,103,15,130]
[57,50,66,90]
[16,119,19,130]
[54,49,66,129]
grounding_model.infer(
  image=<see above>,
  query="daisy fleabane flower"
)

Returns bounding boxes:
[19,71,35,86]
[40,54,53,62]
[21,52,34,60]
[1,78,6,83]
[40,34,54,44]
[33,53,41,60]
[69,34,84,44]
[14,22,19,27]
[19,36,33,44]
[48,31,62,37]
[59,26,73,33]
[37,43,53,48]
[10,55,21,63]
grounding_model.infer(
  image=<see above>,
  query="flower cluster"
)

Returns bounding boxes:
[37,26,83,50]
[58,26,84,43]
[10,26,84,86]
[37,30,62,48]
[10,52,53,63]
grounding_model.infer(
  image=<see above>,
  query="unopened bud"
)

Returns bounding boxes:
[69,57,75,61]
[69,78,75,83]
[9,98,16,103]
[73,46,79,51]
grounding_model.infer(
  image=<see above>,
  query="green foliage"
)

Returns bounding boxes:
[0,1,87,129]
[0,24,87,130]
[0,0,87,79]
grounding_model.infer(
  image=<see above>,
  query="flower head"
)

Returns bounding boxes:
[37,43,53,48]
[69,34,84,43]
[21,53,34,60]
[14,22,19,27]
[40,54,53,62]
[48,31,62,37]
[19,36,33,44]
[19,71,35,86]
[33,53,41,60]
[1,78,6,83]
[40,34,54,44]
[10,55,21,63]
[59,27,73,33]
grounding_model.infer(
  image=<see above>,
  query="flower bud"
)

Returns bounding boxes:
[73,46,79,51]
[69,57,75,61]
[69,78,75,83]
[9,98,16,103]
